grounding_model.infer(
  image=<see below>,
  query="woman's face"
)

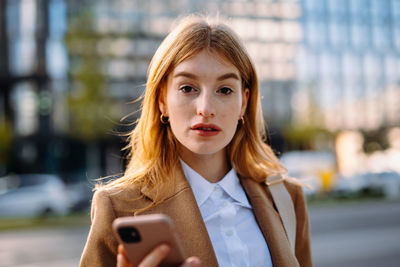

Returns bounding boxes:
[159,49,249,158]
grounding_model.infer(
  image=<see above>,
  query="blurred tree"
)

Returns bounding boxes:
[284,124,333,151]
[64,8,115,178]
[64,9,113,141]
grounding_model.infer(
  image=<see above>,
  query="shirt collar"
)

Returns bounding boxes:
[180,159,251,208]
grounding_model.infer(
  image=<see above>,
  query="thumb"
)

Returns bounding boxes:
[181,256,201,267]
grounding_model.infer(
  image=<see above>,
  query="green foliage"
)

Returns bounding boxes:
[0,116,12,164]
[284,124,334,150]
[64,8,114,141]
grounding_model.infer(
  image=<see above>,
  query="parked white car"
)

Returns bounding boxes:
[333,171,400,199]
[364,171,400,199]
[0,174,70,217]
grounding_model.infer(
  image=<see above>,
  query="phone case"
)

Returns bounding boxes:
[113,214,185,267]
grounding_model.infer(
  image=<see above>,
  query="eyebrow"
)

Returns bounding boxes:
[173,71,240,81]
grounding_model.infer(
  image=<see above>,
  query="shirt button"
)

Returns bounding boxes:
[225,230,233,237]
[221,201,228,207]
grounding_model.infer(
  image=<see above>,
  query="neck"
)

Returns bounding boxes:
[179,149,229,183]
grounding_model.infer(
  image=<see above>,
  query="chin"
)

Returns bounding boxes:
[186,143,228,156]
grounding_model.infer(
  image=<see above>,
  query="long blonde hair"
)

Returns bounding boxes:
[103,15,287,201]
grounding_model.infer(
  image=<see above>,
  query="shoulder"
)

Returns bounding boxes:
[94,183,141,202]
[92,183,152,218]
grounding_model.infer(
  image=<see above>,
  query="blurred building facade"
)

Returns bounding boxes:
[1,0,399,178]
[295,0,400,131]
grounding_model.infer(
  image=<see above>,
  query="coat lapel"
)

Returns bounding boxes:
[240,177,299,267]
[140,167,219,266]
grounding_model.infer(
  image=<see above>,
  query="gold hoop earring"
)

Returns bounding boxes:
[240,117,245,125]
[160,114,169,124]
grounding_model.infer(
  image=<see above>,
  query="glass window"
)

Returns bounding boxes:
[19,0,37,38]
[49,0,67,39]
[304,0,325,13]
[372,25,391,50]
[305,18,326,47]
[282,21,302,43]
[257,20,280,41]
[320,79,337,110]
[351,22,371,49]
[371,0,389,18]
[6,0,20,38]
[9,38,37,75]
[307,52,320,80]
[363,53,383,88]
[393,0,400,19]
[296,48,320,81]
[320,53,337,80]
[46,40,68,79]
[384,55,398,83]
[295,47,308,81]
[394,26,400,50]
[11,82,39,136]
[350,0,369,17]
[328,0,347,15]
[343,53,363,98]
[329,21,349,48]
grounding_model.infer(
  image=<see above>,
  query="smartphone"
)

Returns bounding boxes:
[112,214,185,267]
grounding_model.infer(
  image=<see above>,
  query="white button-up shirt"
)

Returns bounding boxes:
[181,160,273,267]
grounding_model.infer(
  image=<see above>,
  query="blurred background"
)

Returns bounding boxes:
[0,0,399,266]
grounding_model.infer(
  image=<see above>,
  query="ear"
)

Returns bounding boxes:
[158,89,168,116]
[240,88,250,118]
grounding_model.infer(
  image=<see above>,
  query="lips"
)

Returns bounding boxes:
[191,123,221,131]
[191,123,221,136]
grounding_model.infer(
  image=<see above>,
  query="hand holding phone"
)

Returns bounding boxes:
[113,214,186,267]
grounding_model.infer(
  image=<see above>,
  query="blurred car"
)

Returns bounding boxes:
[365,171,400,199]
[60,171,98,212]
[332,174,368,196]
[333,171,400,199]
[65,180,93,212]
[0,174,70,217]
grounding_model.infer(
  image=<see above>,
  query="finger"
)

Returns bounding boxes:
[181,257,201,267]
[118,245,127,258]
[117,245,132,267]
[138,244,170,267]
[117,253,126,267]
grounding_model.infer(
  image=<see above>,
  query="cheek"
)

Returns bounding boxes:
[218,103,241,135]
[167,97,193,132]
[168,97,190,117]
[221,99,242,119]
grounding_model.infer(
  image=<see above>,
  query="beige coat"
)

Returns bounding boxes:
[80,168,312,267]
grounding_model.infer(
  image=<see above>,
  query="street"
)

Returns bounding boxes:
[0,199,399,267]
[309,200,400,267]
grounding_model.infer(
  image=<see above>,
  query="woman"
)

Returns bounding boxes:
[80,15,312,267]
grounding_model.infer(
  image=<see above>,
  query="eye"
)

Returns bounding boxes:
[218,87,233,95]
[179,85,196,93]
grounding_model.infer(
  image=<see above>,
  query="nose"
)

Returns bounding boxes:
[197,90,216,118]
